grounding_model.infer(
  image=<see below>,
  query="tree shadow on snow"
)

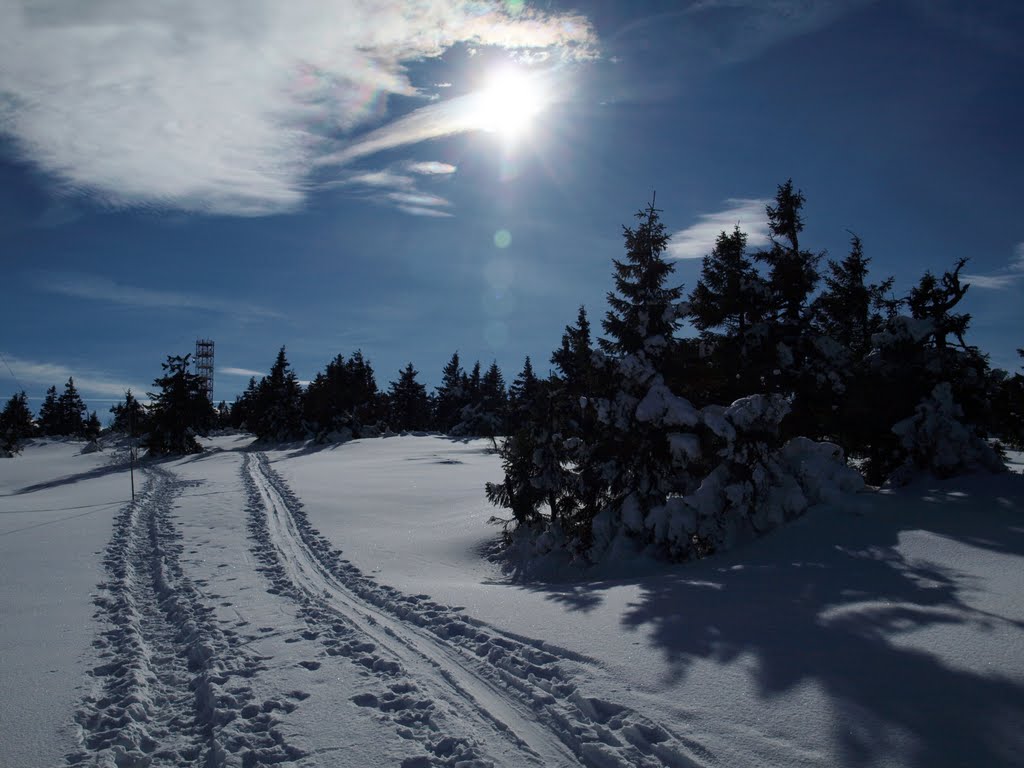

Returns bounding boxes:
[613,474,1024,768]
[5,460,131,496]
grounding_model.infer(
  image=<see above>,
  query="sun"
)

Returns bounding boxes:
[473,68,548,141]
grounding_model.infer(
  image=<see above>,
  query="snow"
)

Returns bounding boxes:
[2,434,1023,767]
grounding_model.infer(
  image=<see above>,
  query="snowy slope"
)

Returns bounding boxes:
[1,435,1022,767]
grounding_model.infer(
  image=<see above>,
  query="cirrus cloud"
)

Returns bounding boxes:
[667,198,770,259]
[0,1,596,216]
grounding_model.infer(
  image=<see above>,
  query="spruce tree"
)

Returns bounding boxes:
[551,305,594,400]
[1,391,34,454]
[38,386,60,436]
[909,258,971,351]
[388,363,431,431]
[56,377,87,436]
[84,411,102,440]
[145,354,216,455]
[806,234,898,449]
[110,389,148,436]
[813,234,896,355]
[477,361,508,438]
[600,200,683,363]
[434,352,466,433]
[688,226,769,402]
[593,200,689,509]
[251,347,305,441]
[755,179,821,328]
[508,356,540,420]
[230,377,259,430]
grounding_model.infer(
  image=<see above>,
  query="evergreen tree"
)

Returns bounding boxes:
[909,258,971,351]
[856,260,989,482]
[434,352,466,433]
[599,200,683,363]
[813,234,896,354]
[387,363,431,431]
[688,226,769,401]
[230,377,259,430]
[551,305,595,400]
[84,411,102,440]
[304,350,382,438]
[216,400,230,428]
[251,347,305,441]
[508,356,540,420]
[38,386,60,436]
[477,361,508,437]
[755,179,821,327]
[110,389,148,436]
[145,354,216,455]
[0,391,34,454]
[56,377,87,436]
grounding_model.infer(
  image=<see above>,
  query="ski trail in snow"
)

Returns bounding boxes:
[68,465,302,767]
[245,451,711,768]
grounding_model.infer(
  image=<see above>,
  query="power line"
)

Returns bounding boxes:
[0,351,27,395]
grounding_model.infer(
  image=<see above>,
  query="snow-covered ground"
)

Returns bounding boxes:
[1,435,1022,767]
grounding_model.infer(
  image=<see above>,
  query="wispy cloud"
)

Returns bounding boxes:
[220,367,265,378]
[683,0,874,62]
[964,243,1024,290]
[344,170,416,189]
[333,160,458,216]
[667,198,770,259]
[0,2,596,216]
[396,205,454,218]
[316,94,484,167]
[38,273,282,318]
[1,355,144,399]
[406,161,457,175]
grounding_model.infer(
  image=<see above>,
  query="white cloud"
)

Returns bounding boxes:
[667,198,770,259]
[220,367,264,378]
[963,243,1024,290]
[333,161,457,215]
[406,161,457,175]
[0,2,596,216]
[386,191,451,208]
[397,205,454,218]
[344,170,416,189]
[3,355,144,399]
[315,93,482,166]
[39,273,282,318]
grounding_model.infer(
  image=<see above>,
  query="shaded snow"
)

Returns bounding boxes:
[1,435,1022,767]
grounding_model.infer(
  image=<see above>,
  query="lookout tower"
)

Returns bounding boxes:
[195,339,215,402]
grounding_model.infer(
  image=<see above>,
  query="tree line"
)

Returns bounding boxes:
[481,181,1023,561]
[3,180,1022,562]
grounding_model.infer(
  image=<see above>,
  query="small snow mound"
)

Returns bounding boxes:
[778,437,865,504]
[891,382,1005,482]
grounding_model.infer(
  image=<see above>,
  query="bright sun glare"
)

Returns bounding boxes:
[474,68,547,141]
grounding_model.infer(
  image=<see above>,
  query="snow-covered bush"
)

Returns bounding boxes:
[890,382,1004,482]
[589,393,863,562]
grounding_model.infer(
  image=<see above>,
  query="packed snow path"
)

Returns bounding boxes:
[67,465,302,767]
[243,451,708,768]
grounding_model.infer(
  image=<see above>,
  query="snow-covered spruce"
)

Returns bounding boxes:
[890,381,1004,483]
[590,390,864,561]
[68,466,301,767]
[245,451,706,768]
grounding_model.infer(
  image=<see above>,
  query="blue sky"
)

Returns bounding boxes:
[1,0,1022,415]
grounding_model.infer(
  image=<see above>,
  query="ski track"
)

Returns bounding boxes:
[244,451,711,768]
[68,464,304,767]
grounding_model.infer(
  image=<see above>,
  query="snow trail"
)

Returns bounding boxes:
[244,451,709,768]
[68,464,302,767]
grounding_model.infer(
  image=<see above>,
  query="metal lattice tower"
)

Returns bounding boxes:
[195,339,215,402]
